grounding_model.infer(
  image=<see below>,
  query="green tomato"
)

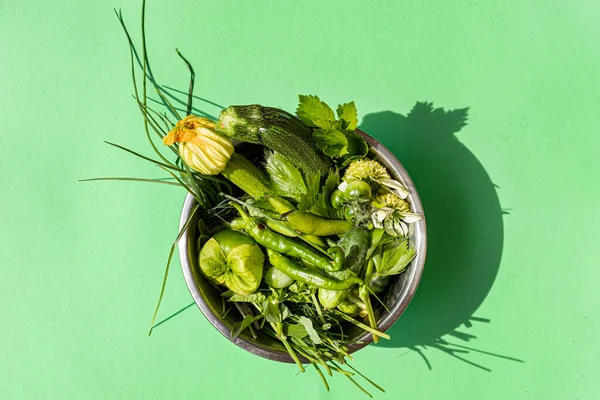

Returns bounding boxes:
[264,266,294,288]
[344,206,357,222]
[199,230,265,295]
[344,180,372,200]
[330,189,347,209]
[318,288,349,309]
[337,300,359,316]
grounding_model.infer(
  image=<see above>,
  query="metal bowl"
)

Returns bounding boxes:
[178,129,427,362]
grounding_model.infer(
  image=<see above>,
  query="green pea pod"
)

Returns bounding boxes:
[231,202,343,272]
[198,230,264,295]
[285,211,353,236]
[267,250,361,290]
[269,196,353,236]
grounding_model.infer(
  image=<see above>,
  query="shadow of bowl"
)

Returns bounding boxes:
[360,104,504,358]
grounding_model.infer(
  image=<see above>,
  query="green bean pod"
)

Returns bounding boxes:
[267,250,362,290]
[269,196,353,236]
[231,202,342,272]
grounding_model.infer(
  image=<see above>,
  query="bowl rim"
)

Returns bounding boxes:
[178,128,427,362]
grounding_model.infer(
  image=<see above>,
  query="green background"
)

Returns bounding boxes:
[1,0,599,399]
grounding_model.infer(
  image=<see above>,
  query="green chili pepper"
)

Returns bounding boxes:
[268,196,353,236]
[231,202,343,272]
[267,250,362,290]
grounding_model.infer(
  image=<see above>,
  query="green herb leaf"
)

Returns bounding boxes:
[296,94,336,128]
[287,323,308,339]
[265,151,307,201]
[231,315,257,338]
[337,101,358,131]
[313,129,349,158]
[373,238,416,276]
[263,301,281,323]
[309,169,340,217]
[227,292,268,303]
[298,316,323,344]
[337,131,369,167]
[280,304,292,321]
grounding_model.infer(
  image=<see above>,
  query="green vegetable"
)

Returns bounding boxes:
[338,227,370,274]
[372,237,416,277]
[368,275,390,294]
[220,153,270,199]
[264,150,307,202]
[231,202,343,272]
[330,189,346,209]
[217,104,332,176]
[267,250,362,290]
[318,288,349,309]
[198,230,265,295]
[336,300,359,316]
[269,196,353,236]
[296,95,368,166]
[344,180,372,200]
[265,266,294,288]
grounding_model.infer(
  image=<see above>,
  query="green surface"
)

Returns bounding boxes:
[1,0,599,399]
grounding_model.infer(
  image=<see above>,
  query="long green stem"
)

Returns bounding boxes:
[272,322,305,372]
[148,204,200,335]
[334,312,390,340]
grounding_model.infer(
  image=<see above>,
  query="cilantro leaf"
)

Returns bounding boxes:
[313,129,348,158]
[337,101,358,131]
[296,95,336,128]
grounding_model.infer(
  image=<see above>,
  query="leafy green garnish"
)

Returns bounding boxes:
[287,323,309,339]
[264,150,306,202]
[227,292,268,303]
[298,316,323,344]
[296,95,367,163]
[309,169,340,217]
[296,95,336,128]
[313,129,348,157]
[372,237,416,276]
[231,315,260,338]
[336,102,358,131]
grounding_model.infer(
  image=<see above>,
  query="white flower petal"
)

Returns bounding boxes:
[400,212,423,224]
[380,179,409,199]
[384,218,398,237]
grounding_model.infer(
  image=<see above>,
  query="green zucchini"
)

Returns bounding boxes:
[216,105,332,176]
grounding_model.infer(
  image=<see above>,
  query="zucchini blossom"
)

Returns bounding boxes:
[163,115,234,175]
